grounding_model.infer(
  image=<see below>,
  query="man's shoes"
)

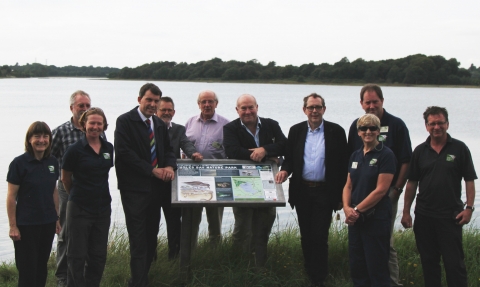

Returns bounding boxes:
[57,279,67,287]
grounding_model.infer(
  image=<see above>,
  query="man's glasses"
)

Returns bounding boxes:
[305,105,323,112]
[158,109,174,113]
[358,126,379,132]
[426,121,447,127]
[199,100,216,105]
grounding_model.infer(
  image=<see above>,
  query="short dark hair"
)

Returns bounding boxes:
[423,106,449,124]
[139,83,162,98]
[79,107,109,131]
[303,93,325,107]
[160,96,175,109]
[360,84,383,101]
[25,121,53,158]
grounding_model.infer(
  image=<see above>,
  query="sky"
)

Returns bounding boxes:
[1,0,479,69]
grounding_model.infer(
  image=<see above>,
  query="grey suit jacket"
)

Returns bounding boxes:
[169,122,197,159]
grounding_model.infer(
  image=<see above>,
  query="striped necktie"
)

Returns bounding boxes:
[145,119,157,167]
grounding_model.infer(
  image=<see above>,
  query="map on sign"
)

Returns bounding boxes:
[231,177,264,200]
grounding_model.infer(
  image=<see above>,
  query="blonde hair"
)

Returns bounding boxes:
[356,114,380,129]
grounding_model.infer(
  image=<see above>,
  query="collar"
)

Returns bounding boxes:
[240,117,261,129]
[424,133,452,146]
[80,134,107,148]
[197,112,219,122]
[307,120,324,132]
[137,107,152,123]
[24,152,42,162]
[68,117,83,131]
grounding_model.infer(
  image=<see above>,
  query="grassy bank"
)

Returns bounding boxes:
[1,220,479,286]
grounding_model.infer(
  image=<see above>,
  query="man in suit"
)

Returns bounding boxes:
[156,96,203,259]
[275,93,348,287]
[115,83,177,287]
[223,94,287,267]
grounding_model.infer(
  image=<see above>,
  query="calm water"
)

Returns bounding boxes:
[1,78,479,261]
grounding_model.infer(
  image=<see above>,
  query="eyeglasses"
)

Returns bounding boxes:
[427,121,447,127]
[158,108,174,113]
[305,105,323,112]
[358,126,379,132]
[199,100,216,105]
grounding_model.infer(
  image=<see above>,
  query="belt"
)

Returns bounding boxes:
[301,180,327,188]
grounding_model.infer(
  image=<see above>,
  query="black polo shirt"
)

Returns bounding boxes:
[348,144,397,216]
[7,153,59,225]
[408,134,477,218]
[62,135,114,214]
[348,109,412,187]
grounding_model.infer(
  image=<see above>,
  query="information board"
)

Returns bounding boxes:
[171,159,286,207]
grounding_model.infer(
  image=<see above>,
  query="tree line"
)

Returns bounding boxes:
[0,63,119,78]
[2,54,480,86]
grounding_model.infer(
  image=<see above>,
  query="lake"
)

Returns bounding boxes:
[1,78,479,261]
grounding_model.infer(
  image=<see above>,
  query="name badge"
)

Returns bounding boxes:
[380,126,389,133]
[351,162,358,169]
[103,153,111,159]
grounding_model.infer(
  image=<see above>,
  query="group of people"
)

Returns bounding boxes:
[6,83,476,287]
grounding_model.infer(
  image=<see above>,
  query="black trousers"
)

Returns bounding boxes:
[294,185,333,285]
[14,222,56,287]
[66,201,111,287]
[159,182,181,260]
[120,186,161,287]
[414,213,467,287]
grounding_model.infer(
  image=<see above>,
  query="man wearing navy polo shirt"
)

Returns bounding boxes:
[347,84,412,287]
[401,106,477,287]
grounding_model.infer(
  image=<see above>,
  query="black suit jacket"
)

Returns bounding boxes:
[281,120,348,211]
[223,117,287,160]
[168,122,197,159]
[114,107,177,192]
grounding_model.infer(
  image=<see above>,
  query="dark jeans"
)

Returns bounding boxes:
[56,181,69,282]
[120,187,161,287]
[66,201,111,287]
[348,216,391,287]
[14,222,56,287]
[294,185,333,285]
[159,184,181,260]
[413,213,467,287]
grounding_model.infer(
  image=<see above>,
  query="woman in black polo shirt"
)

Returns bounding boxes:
[6,121,61,287]
[61,107,113,286]
[342,114,397,286]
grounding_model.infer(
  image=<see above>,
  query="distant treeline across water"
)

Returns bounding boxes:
[2,54,480,85]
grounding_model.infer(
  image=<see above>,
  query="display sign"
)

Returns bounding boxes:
[171,159,286,207]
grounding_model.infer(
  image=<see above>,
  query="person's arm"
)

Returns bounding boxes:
[390,162,409,200]
[223,122,252,160]
[401,180,418,228]
[61,169,73,194]
[178,126,202,161]
[456,180,476,225]
[6,183,21,241]
[53,184,61,234]
[342,173,359,225]
[355,173,394,212]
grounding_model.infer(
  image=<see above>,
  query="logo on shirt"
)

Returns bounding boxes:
[446,154,456,162]
[378,135,387,142]
[48,165,55,173]
[380,126,389,133]
[351,162,358,169]
[369,158,378,166]
[103,153,111,159]
[211,141,222,150]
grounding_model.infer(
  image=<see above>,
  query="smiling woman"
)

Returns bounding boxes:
[6,121,61,287]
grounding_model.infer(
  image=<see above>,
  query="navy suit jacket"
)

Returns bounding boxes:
[281,120,348,210]
[114,107,176,192]
[223,117,287,160]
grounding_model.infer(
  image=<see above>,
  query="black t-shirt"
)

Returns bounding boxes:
[349,143,397,217]
[408,134,477,218]
[7,153,59,225]
[62,136,114,214]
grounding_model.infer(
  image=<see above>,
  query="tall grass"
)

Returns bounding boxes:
[1,219,480,286]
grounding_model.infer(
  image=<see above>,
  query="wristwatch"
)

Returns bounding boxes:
[465,205,475,211]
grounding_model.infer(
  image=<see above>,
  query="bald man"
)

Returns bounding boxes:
[223,94,287,266]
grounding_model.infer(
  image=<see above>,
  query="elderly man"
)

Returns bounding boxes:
[184,90,229,247]
[401,106,477,287]
[115,83,176,287]
[156,96,203,259]
[347,84,412,287]
[223,94,287,267]
[276,93,348,287]
[51,90,93,287]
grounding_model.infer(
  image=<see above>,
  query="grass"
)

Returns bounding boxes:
[1,220,480,286]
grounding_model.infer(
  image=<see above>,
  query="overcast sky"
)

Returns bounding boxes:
[1,0,479,69]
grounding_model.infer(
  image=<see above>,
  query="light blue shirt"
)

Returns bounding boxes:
[137,107,154,134]
[302,121,326,181]
[240,117,261,147]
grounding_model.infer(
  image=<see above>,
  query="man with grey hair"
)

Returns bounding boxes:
[184,90,229,247]
[224,94,287,267]
[51,90,92,287]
